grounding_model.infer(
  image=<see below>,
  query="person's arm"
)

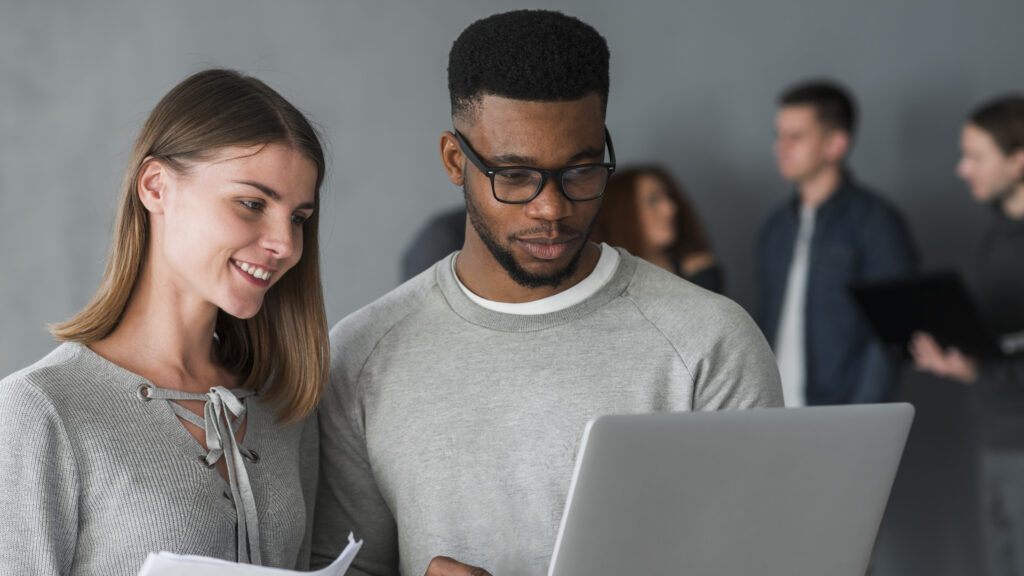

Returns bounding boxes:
[692,298,785,410]
[851,206,918,403]
[312,358,400,576]
[0,379,79,575]
[910,331,1024,391]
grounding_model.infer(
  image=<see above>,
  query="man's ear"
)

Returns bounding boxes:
[137,158,173,214]
[440,131,465,186]
[825,130,851,164]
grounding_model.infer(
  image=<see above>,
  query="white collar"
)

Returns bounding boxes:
[453,243,620,316]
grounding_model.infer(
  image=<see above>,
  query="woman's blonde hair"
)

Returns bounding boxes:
[52,69,328,424]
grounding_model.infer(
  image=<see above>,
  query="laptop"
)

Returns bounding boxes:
[548,404,914,576]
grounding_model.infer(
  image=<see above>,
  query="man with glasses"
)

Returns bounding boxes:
[314,10,782,576]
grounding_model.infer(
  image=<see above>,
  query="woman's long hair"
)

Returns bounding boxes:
[51,69,329,424]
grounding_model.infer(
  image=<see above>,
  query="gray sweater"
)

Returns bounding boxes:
[0,342,318,575]
[313,249,783,576]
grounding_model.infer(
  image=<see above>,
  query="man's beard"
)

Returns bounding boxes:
[463,185,596,289]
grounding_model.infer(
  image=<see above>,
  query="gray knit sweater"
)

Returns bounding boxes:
[312,249,783,576]
[0,342,318,575]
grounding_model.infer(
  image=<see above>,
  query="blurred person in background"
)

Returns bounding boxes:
[758,79,917,408]
[910,94,1024,576]
[401,205,466,281]
[592,165,724,293]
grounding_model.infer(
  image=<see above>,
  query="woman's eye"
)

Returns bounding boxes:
[240,200,264,211]
[291,213,309,227]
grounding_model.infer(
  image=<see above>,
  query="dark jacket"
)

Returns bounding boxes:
[757,175,918,405]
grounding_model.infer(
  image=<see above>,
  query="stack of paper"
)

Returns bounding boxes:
[137,533,363,576]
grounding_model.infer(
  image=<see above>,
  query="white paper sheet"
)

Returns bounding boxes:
[137,533,363,576]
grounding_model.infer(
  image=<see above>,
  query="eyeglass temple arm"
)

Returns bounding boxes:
[605,128,616,168]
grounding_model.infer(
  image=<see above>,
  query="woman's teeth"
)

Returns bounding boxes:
[236,261,271,281]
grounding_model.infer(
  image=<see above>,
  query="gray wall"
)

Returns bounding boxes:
[4,0,1023,373]
[2,1,1022,573]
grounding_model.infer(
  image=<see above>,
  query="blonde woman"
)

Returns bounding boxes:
[0,69,329,574]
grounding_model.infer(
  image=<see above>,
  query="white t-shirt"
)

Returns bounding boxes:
[453,242,620,315]
[775,206,816,407]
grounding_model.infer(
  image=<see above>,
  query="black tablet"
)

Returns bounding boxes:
[849,271,1005,360]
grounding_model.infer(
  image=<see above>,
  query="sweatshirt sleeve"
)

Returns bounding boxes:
[311,340,400,576]
[0,378,79,575]
[690,297,785,411]
[625,259,784,412]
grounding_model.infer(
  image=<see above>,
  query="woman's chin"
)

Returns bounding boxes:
[218,298,265,321]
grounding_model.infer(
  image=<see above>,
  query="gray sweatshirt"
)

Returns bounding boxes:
[313,249,783,576]
[0,342,318,575]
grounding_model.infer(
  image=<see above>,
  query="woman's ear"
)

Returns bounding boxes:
[440,131,465,186]
[137,158,173,214]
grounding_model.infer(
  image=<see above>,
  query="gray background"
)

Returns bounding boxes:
[1,1,1022,573]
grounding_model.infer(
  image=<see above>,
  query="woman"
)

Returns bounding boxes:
[592,165,723,293]
[0,69,329,574]
[909,95,1024,576]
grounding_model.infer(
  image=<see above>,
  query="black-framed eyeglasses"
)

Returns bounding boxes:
[454,128,616,204]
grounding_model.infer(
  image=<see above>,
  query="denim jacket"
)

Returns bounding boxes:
[757,175,918,405]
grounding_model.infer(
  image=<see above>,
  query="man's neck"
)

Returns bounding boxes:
[797,165,843,208]
[1001,183,1024,219]
[456,240,602,303]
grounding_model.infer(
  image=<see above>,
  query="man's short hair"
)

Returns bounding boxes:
[779,80,857,137]
[969,95,1024,156]
[448,10,610,124]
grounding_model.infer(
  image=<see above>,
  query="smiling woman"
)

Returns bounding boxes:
[0,69,328,574]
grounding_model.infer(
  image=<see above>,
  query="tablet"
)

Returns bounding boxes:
[849,271,1004,359]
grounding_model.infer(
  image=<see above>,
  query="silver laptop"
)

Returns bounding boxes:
[548,404,914,576]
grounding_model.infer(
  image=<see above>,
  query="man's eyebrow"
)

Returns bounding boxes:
[489,152,536,165]
[489,145,606,167]
[233,180,315,210]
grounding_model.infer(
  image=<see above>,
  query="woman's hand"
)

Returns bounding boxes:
[909,332,978,384]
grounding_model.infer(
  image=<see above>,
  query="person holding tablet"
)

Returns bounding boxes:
[910,95,1024,576]
[0,69,329,574]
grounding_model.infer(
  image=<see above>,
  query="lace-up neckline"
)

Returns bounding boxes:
[139,383,262,564]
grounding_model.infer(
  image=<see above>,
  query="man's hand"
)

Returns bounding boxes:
[424,556,493,576]
[909,332,978,384]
